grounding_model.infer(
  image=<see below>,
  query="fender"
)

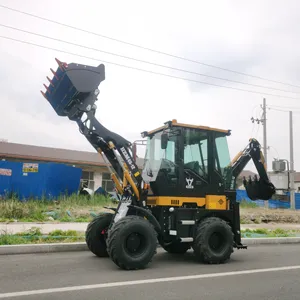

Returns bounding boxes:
[128,205,161,232]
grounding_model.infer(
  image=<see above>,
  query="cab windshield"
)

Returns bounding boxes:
[142,129,179,183]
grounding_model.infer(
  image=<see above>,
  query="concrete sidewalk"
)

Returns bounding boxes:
[0,222,89,234]
[1,222,300,234]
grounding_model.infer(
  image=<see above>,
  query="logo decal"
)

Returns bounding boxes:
[186,178,194,189]
[120,146,136,171]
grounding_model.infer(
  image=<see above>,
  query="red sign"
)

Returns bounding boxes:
[0,168,12,176]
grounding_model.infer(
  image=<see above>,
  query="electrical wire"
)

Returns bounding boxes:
[250,122,257,138]
[268,106,300,113]
[268,145,280,159]
[249,104,260,137]
[1,3,300,89]
[254,116,261,138]
[2,23,299,95]
[1,35,300,101]
[269,104,300,110]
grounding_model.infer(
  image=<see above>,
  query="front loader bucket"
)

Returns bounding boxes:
[243,175,276,200]
[41,58,105,117]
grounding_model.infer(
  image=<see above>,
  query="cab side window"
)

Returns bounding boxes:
[183,128,208,180]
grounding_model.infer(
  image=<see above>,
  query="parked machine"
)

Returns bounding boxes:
[41,59,276,270]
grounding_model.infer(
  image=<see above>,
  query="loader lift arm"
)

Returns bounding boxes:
[225,138,276,200]
[41,58,145,206]
[76,107,143,201]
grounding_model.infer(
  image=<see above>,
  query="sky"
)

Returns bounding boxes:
[0,0,300,173]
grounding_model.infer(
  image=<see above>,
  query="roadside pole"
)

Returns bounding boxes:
[289,111,295,210]
[262,98,268,208]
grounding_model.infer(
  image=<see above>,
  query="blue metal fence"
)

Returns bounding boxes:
[236,189,300,209]
[0,161,82,200]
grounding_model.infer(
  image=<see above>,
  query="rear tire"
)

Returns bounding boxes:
[106,215,157,270]
[85,212,114,257]
[162,241,191,254]
[192,217,234,264]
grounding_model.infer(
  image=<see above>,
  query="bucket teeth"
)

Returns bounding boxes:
[243,175,275,201]
[46,76,55,87]
[50,68,59,80]
[43,84,50,93]
[41,58,67,101]
[40,91,47,99]
[55,58,68,71]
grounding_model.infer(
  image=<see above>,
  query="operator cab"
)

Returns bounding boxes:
[141,120,232,197]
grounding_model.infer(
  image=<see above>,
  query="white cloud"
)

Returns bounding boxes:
[0,0,299,174]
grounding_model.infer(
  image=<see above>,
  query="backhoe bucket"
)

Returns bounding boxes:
[41,58,105,117]
[243,175,276,200]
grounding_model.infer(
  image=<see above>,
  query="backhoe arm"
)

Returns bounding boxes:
[41,59,144,205]
[227,138,275,200]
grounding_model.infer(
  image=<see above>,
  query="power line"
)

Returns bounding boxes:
[2,23,298,96]
[1,3,300,89]
[250,106,263,138]
[268,106,300,113]
[268,145,280,159]
[2,34,300,100]
[269,104,300,110]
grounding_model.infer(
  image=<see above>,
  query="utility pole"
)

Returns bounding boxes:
[262,98,269,208]
[262,98,267,169]
[289,111,295,210]
[250,98,269,208]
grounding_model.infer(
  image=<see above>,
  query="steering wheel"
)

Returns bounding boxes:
[161,158,176,172]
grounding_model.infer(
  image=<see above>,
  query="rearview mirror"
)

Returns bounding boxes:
[161,133,169,149]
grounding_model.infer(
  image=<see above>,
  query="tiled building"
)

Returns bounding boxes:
[0,141,144,193]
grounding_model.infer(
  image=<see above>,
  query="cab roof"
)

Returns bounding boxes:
[142,119,231,137]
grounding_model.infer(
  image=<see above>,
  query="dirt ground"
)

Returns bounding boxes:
[240,207,300,224]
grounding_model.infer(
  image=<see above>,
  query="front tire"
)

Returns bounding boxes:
[85,212,114,257]
[106,215,157,270]
[192,217,234,264]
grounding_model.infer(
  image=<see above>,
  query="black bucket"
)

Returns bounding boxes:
[41,58,105,116]
[243,176,276,200]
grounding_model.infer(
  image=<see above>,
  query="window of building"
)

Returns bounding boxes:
[80,171,95,190]
[102,172,114,192]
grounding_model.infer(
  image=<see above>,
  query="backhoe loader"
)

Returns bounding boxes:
[41,59,276,270]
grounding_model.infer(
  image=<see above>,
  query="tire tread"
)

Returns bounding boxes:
[193,217,234,264]
[85,213,113,257]
[106,215,157,270]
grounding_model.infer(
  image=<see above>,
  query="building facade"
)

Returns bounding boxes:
[0,141,143,193]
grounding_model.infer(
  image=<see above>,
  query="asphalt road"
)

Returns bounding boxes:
[0,244,300,299]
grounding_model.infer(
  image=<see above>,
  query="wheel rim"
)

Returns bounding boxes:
[99,227,108,241]
[208,232,225,252]
[125,232,146,255]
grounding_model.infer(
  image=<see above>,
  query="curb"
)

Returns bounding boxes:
[0,242,87,255]
[241,237,300,245]
[0,237,300,255]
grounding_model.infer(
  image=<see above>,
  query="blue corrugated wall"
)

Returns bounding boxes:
[0,161,82,200]
[0,162,13,197]
[236,189,300,209]
[44,163,82,199]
